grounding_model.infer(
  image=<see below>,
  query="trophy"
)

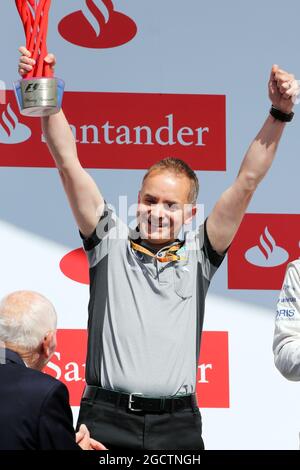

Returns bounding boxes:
[14,0,64,117]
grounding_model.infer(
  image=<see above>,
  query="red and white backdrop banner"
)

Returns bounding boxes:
[0,0,300,450]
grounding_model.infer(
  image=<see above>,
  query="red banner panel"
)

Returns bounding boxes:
[0,91,226,170]
[45,330,229,408]
[228,213,300,290]
[197,331,229,408]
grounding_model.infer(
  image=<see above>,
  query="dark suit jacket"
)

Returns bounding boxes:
[0,348,80,450]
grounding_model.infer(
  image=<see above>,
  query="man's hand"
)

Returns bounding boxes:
[76,424,107,450]
[269,64,299,114]
[89,438,108,450]
[76,423,91,450]
[18,46,56,77]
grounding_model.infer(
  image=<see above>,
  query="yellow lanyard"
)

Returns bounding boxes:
[130,240,185,263]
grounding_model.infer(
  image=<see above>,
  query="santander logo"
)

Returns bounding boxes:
[0,103,31,144]
[245,226,289,268]
[58,0,137,49]
[0,90,226,171]
[228,214,300,290]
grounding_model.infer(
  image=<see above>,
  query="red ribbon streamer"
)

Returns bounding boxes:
[16,0,53,79]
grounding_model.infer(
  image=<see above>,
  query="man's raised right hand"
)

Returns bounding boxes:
[18,46,56,77]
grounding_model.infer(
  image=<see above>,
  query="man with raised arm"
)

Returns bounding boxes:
[19,47,298,450]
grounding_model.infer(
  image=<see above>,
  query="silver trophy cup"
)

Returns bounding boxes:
[14,76,65,117]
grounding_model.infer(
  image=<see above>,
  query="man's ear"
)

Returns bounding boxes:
[183,204,197,226]
[42,331,56,359]
[138,191,141,203]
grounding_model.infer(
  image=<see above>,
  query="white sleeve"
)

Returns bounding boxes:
[273,261,300,381]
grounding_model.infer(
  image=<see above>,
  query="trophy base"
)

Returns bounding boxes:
[14,77,65,117]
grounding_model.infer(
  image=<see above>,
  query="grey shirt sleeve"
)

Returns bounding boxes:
[202,217,229,268]
[195,218,228,281]
[79,201,128,267]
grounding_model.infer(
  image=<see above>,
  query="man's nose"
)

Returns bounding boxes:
[150,203,165,219]
[151,204,165,217]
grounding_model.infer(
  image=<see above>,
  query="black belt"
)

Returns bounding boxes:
[83,385,198,414]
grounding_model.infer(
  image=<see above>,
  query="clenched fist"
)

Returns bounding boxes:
[18,45,56,77]
[269,65,299,114]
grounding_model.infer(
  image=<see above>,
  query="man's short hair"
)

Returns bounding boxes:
[0,291,57,351]
[142,157,199,204]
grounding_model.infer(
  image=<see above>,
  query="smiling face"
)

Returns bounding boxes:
[137,170,197,246]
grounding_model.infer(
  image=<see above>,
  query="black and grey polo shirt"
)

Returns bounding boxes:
[80,202,226,397]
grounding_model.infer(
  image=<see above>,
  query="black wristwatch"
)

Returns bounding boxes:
[270,105,294,122]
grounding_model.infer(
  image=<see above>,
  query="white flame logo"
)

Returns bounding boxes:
[245,226,289,267]
[81,0,114,37]
[0,103,31,144]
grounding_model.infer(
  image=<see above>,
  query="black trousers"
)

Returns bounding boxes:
[77,394,205,450]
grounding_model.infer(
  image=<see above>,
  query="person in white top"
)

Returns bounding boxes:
[273,260,300,380]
